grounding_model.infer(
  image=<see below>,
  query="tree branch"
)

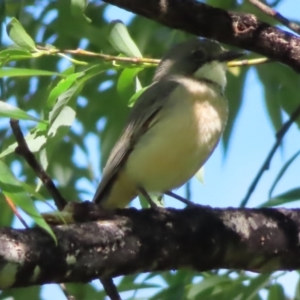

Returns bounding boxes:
[10,119,67,210]
[1,204,300,289]
[247,0,300,35]
[101,0,300,72]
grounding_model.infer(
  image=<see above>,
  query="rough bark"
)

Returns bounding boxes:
[102,0,300,72]
[1,204,300,289]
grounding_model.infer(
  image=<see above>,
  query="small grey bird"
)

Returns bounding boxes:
[93,38,243,208]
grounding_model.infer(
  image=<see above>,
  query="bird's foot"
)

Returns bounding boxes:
[138,186,165,211]
[164,191,198,208]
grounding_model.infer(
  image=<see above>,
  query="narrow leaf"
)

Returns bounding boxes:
[241,274,270,300]
[128,86,148,107]
[0,101,41,122]
[48,106,76,137]
[107,20,142,57]
[195,166,205,184]
[49,84,81,124]
[0,48,32,63]
[47,73,81,109]
[0,160,56,242]
[0,68,63,78]
[6,17,36,50]
[269,149,300,198]
[261,187,300,207]
[71,0,91,22]
[267,284,285,300]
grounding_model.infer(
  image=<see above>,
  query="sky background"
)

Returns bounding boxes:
[5,0,300,299]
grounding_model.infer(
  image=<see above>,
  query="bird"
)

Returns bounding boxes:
[93,38,243,209]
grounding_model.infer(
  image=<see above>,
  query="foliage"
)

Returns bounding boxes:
[0,0,299,299]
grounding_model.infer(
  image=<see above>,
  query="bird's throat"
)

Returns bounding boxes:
[194,61,227,91]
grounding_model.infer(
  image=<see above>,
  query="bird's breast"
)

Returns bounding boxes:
[125,78,228,192]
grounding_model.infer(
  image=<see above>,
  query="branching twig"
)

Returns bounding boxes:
[9,119,67,210]
[100,278,122,300]
[240,103,300,207]
[4,195,29,228]
[36,46,160,66]
[35,46,266,69]
[59,283,76,300]
[248,0,300,35]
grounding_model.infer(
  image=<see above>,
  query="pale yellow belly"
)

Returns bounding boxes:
[125,88,228,193]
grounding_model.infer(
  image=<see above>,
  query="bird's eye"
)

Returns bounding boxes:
[192,49,204,61]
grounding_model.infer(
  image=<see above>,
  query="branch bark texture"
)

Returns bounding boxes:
[102,0,300,72]
[1,205,300,289]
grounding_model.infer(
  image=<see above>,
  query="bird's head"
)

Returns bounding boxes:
[153,38,243,89]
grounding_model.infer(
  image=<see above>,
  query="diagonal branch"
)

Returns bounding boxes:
[9,119,67,210]
[101,0,300,72]
[248,0,300,35]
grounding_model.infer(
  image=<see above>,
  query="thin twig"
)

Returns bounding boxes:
[9,119,67,210]
[36,46,160,66]
[165,191,196,206]
[4,195,29,228]
[240,103,300,207]
[100,278,122,300]
[227,57,269,67]
[36,46,266,69]
[248,0,300,35]
[59,283,76,300]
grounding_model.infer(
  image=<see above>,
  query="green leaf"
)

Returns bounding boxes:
[71,0,91,22]
[48,64,110,123]
[128,86,149,107]
[261,188,300,207]
[187,275,234,298]
[49,84,81,124]
[139,193,164,208]
[0,101,41,122]
[117,67,143,102]
[0,123,48,158]
[256,64,283,131]
[294,277,300,300]
[0,286,41,300]
[267,284,285,300]
[47,73,81,109]
[77,63,112,84]
[0,68,63,78]
[48,106,76,137]
[0,160,56,243]
[269,149,300,198]
[223,68,248,154]
[6,17,36,50]
[107,20,142,57]
[0,48,33,65]
[195,166,205,184]
[241,274,270,300]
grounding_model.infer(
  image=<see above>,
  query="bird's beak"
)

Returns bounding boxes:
[217,51,244,62]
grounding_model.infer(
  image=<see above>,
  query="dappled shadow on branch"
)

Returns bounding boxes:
[1,204,300,289]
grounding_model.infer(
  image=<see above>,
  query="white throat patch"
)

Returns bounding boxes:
[194,61,227,90]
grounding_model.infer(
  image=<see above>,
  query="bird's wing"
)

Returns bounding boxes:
[93,79,179,204]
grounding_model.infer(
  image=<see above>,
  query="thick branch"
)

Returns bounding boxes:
[101,0,300,72]
[1,204,300,289]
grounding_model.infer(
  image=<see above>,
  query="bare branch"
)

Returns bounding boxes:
[100,278,121,300]
[248,0,300,35]
[101,0,300,72]
[9,119,67,211]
